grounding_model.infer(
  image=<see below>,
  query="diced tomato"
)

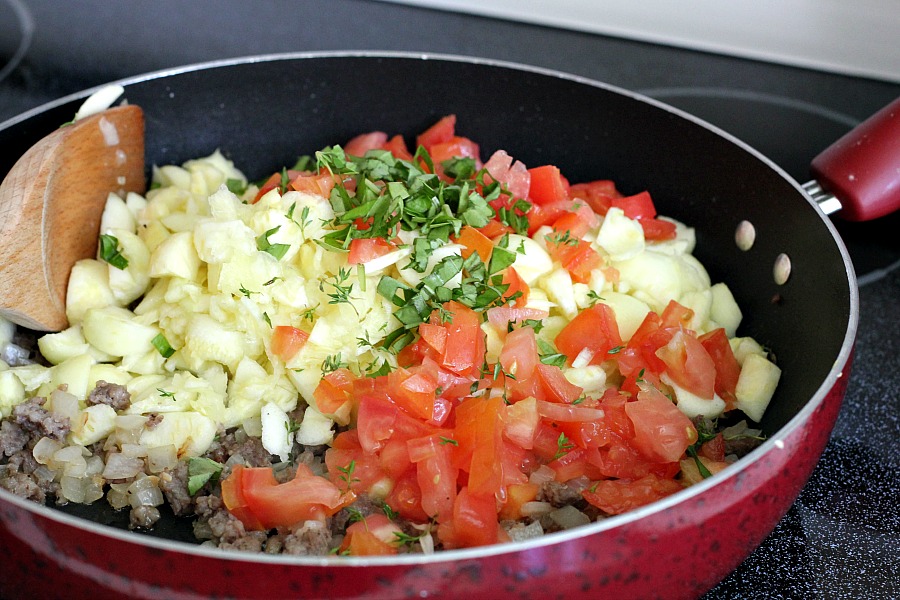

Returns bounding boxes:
[486,306,548,333]
[436,301,486,378]
[699,328,742,404]
[527,165,568,205]
[625,389,697,463]
[439,486,499,549]
[478,219,513,239]
[640,218,677,241]
[409,434,458,521]
[660,299,695,329]
[583,473,683,515]
[386,469,429,522]
[382,134,414,161]
[254,171,301,204]
[418,323,448,355]
[313,368,355,421]
[554,303,623,365]
[344,131,389,157]
[270,325,309,363]
[484,149,531,200]
[504,396,539,449]
[699,433,726,462]
[339,514,401,556]
[550,203,598,239]
[534,364,582,404]
[569,180,620,215]
[347,237,396,265]
[387,366,439,421]
[548,447,592,482]
[498,482,540,521]
[679,456,730,485]
[656,329,717,399]
[501,267,530,306]
[289,171,338,198]
[454,396,504,498]
[219,465,265,531]
[222,464,353,530]
[429,136,480,164]
[545,238,602,283]
[455,225,494,263]
[611,190,657,220]
[536,398,606,423]
[526,200,574,235]
[499,326,539,384]
[416,115,456,151]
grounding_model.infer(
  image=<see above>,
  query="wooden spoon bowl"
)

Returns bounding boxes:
[0,105,145,332]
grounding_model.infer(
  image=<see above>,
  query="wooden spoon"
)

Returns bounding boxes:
[0,104,145,332]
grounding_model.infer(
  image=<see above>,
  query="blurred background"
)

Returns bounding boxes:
[1,1,898,597]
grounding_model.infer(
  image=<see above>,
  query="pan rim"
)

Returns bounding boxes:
[0,50,860,567]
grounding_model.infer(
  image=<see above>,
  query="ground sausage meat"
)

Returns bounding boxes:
[12,396,70,441]
[87,381,132,411]
[0,421,28,457]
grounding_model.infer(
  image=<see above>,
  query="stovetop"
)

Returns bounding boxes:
[1,1,898,598]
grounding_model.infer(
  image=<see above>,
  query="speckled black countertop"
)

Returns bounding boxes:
[1,1,898,598]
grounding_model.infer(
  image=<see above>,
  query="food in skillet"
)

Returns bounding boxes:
[0,115,781,554]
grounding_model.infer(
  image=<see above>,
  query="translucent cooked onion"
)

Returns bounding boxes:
[53,445,88,477]
[102,453,144,480]
[114,414,148,445]
[520,501,553,518]
[32,437,62,465]
[120,443,148,459]
[107,483,130,510]
[49,389,80,422]
[128,475,163,508]
[146,444,177,473]
[83,476,105,504]
[528,464,556,486]
[60,475,86,503]
[548,505,591,530]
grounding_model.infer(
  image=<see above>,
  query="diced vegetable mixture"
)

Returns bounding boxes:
[0,115,780,555]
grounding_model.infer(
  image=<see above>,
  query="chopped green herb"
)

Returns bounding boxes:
[553,433,575,460]
[151,333,175,358]
[187,457,224,495]
[256,226,291,260]
[156,388,176,400]
[99,234,129,270]
[439,436,459,446]
[225,178,248,195]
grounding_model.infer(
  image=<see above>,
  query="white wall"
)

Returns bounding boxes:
[380,0,900,82]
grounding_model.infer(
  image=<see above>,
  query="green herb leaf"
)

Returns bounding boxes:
[151,333,175,358]
[99,234,129,270]
[187,457,224,495]
[256,226,291,260]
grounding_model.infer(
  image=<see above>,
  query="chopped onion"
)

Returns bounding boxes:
[520,501,553,518]
[54,445,88,477]
[506,520,544,542]
[146,444,177,473]
[120,443,148,459]
[114,414,148,445]
[128,475,163,508]
[60,475,86,503]
[102,452,144,480]
[50,389,80,422]
[571,347,595,369]
[548,505,591,530]
[107,483,130,510]
[418,532,435,554]
[32,437,62,465]
[83,476,105,504]
[528,464,556,486]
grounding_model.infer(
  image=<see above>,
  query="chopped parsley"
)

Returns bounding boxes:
[99,234,129,270]
[186,457,224,495]
[151,333,175,358]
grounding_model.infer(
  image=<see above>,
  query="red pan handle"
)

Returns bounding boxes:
[810,96,900,221]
